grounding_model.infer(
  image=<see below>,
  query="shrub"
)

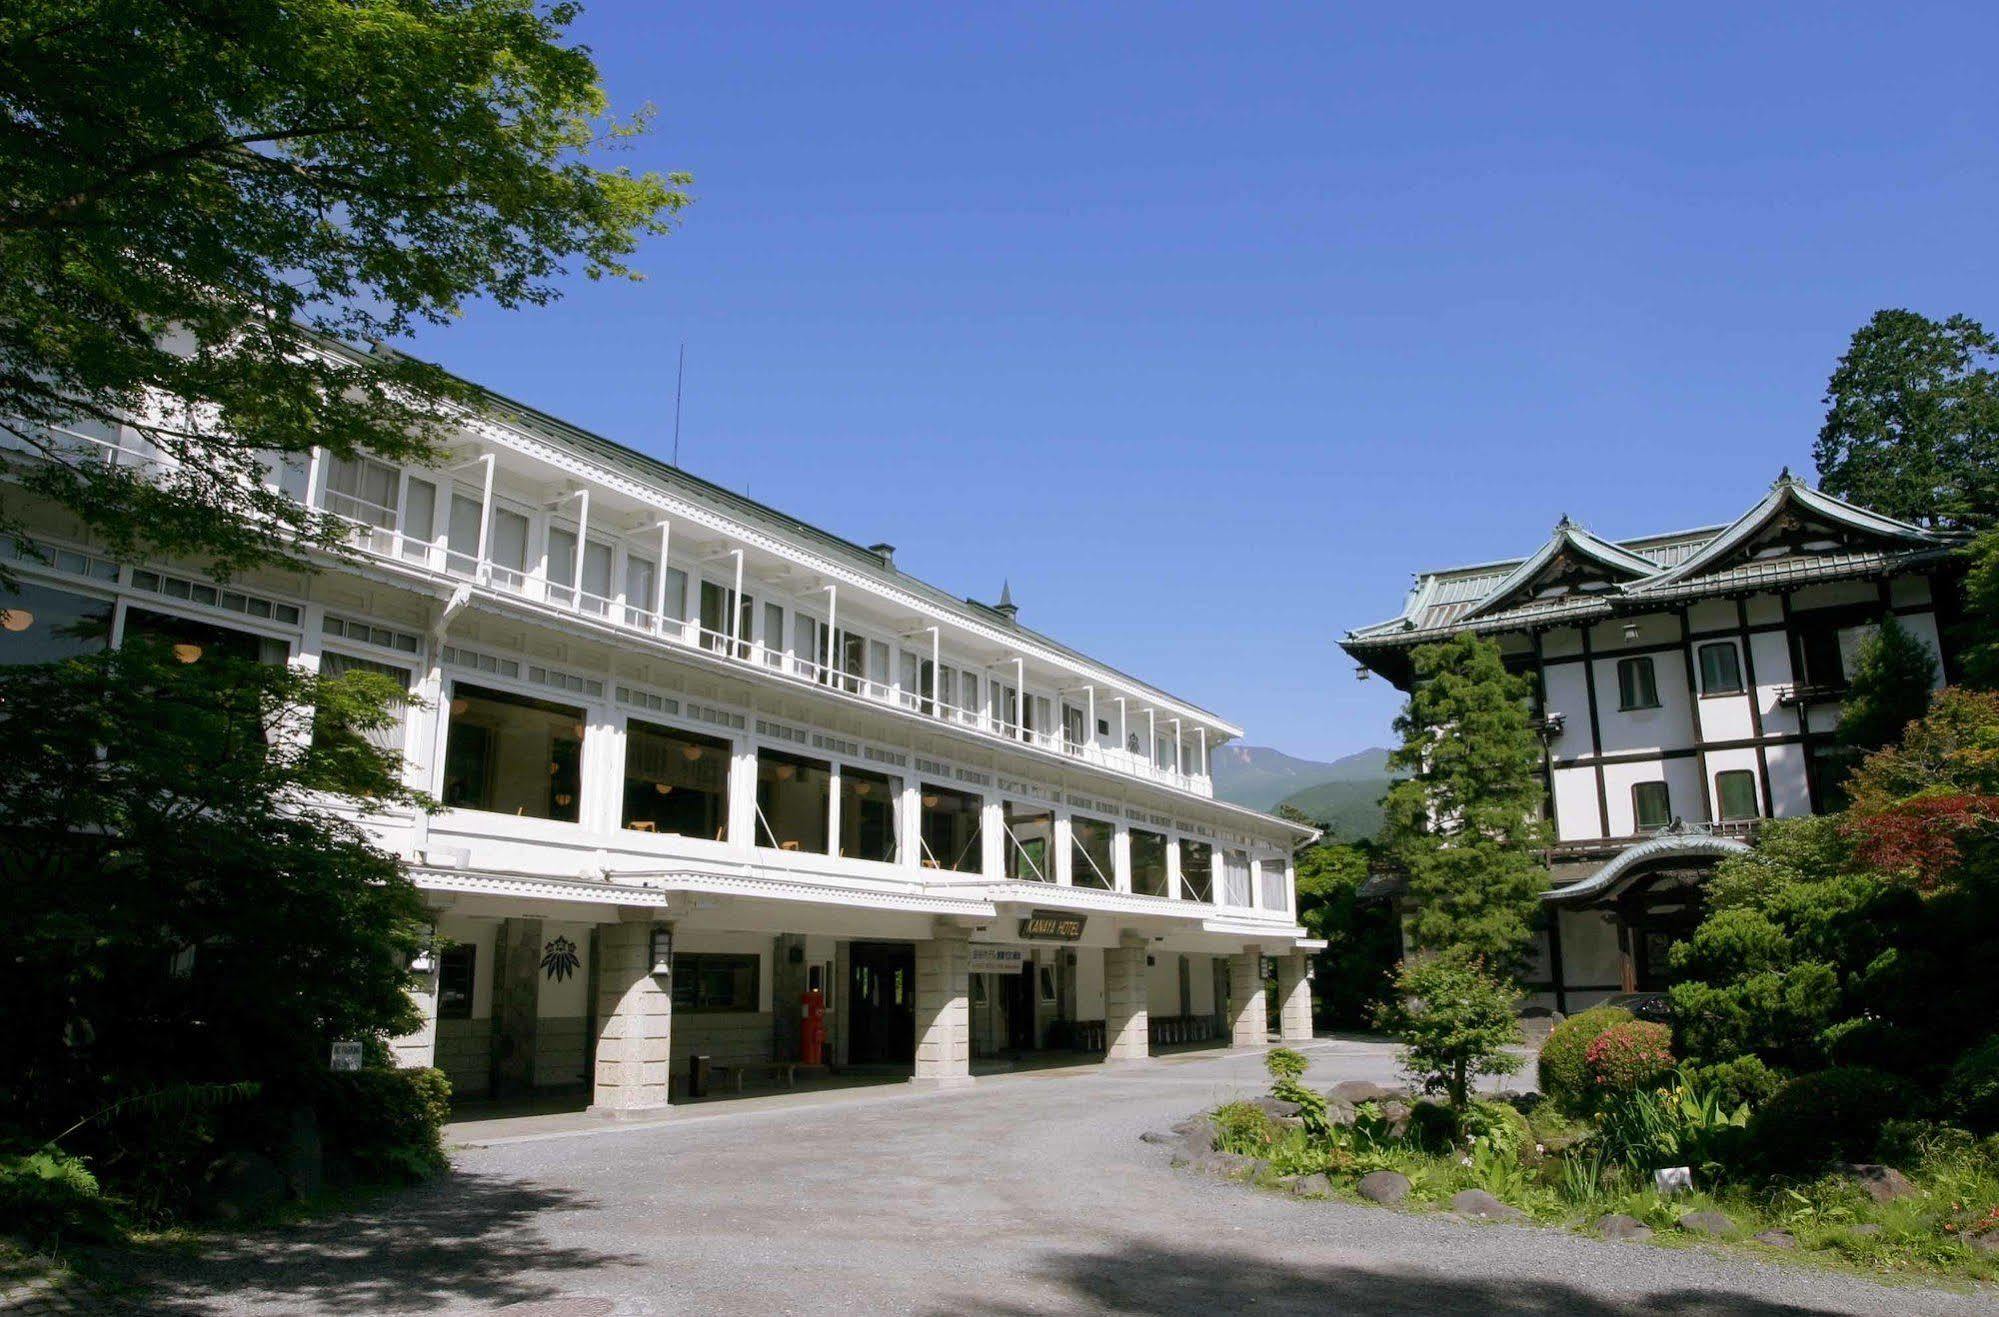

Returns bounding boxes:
[1684,1056,1785,1112]
[1594,1075,1750,1176]
[0,1148,124,1246]
[1464,1099,1531,1158]
[1584,1022,1675,1105]
[1747,1067,1908,1173]
[308,1067,452,1184]
[1539,1006,1633,1115]
[1407,1100,1459,1152]
[1265,1048,1308,1083]
[1947,1037,1999,1134]
[1377,954,1523,1109]
[1211,1101,1277,1156]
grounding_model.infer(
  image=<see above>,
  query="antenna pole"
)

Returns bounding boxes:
[672,342,686,466]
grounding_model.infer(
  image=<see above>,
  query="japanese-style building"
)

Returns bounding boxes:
[1342,473,1966,1014]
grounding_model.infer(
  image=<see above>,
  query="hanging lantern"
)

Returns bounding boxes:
[450,698,469,716]
[0,609,32,633]
[681,743,704,761]
[172,642,203,664]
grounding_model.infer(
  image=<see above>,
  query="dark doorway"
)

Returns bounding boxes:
[1005,964,1036,1051]
[1211,958,1230,1038]
[847,942,916,1065]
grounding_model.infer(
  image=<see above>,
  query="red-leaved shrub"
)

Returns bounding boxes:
[1583,1021,1675,1103]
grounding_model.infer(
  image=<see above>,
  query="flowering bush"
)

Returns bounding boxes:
[1583,1021,1675,1104]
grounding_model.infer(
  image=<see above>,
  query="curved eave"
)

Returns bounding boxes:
[1542,833,1752,907]
[1458,524,1658,623]
[1640,478,1951,593]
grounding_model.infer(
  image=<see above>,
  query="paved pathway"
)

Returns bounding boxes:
[67,1039,1997,1314]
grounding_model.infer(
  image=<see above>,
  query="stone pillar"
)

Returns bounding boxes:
[772,933,807,1061]
[588,920,672,1118]
[912,927,972,1088]
[1227,950,1267,1047]
[1103,936,1150,1062]
[491,917,542,1097]
[1276,953,1312,1044]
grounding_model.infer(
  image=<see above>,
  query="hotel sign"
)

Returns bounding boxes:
[968,945,1029,973]
[1019,909,1086,942]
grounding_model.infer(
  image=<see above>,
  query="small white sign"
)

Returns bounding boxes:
[330,1040,365,1072]
[1655,1166,1692,1196]
[969,946,1028,974]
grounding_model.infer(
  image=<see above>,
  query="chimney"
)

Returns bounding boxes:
[869,543,896,569]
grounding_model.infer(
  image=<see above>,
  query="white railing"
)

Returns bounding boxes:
[330,514,1213,794]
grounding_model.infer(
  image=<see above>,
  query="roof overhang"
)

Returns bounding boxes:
[1542,832,1753,907]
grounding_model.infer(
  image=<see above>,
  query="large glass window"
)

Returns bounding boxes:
[317,651,414,758]
[401,477,437,562]
[624,554,657,617]
[1616,655,1660,710]
[1259,857,1288,910]
[0,581,113,665]
[1071,815,1115,890]
[621,721,731,841]
[1131,829,1169,897]
[838,765,901,863]
[1062,704,1086,750]
[1632,780,1672,831]
[673,953,758,1013]
[442,683,584,822]
[324,454,399,528]
[124,607,290,666]
[1178,840,1214,902]
[447,492,483,569]
[1716,770,1760,822]
[489,507,530,576]
[763,602,786,667]
[1697,642,1744,696]
[1003,802,1053,881]
[437,944,475,1020]
[1221,849,1252,906]
[700,580,753,657]
[756,748,831,853]
[919,784,983,871]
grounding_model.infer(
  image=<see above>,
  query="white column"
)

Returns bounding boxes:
[912,926,972,1088]
[1053,808,1074,886]
[654,521,672,629]
[475,453,495,570]
[1112,822,1132,894]
[1227,951,1267,1047]
[589,919,673,1118]
[981,795,1004,877]
[826,762,843,858]
[1104,934,1149,1063]
[899,777,922,869]
[1276,953,1312,1044]
[729,740,758,849]
[1165,836,1183,900]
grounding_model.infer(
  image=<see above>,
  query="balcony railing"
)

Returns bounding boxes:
[333,516,1212,794]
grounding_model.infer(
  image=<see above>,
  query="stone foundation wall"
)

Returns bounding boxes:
[534,1016,589,1088]
[436,1017,491,1097]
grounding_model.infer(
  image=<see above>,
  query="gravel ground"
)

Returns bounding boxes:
[69,1039,1998,1315]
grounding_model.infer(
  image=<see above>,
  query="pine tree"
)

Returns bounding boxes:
[1838,615,1939,752]
[1383,632,1549,977]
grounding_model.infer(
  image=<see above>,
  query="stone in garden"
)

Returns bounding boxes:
[1139,1130,1177,1145]
[1327,1080,1404,1104]
[1199,1151,1252,1176]
[1752,1229,1797,1250]
[1325,1100,1358,1126]
[1843,1223,1882,1238]
[1841,1163,1917,1203]
[1249,1096,1301,1119]
[1594,1213,1652,1242]
[1968,1235,1999,1256]
[1378,1100,1412,1136]
[1676,1211,1737,1237]
[1357,1170,1410,1205]
[1449,1189,1527,1223]
[1291,1173,1334,1197]
[1273,1115,1306,1132]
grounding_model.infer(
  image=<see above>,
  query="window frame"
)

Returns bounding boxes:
[1696,641,1745,697]
[671,951,760,1014]
[1631,779,1673,832]
[1715,769,1761,822]
[1615,655,1661,711]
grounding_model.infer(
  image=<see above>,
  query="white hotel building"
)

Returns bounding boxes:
[1342,474,1964,1015]
[3,371,1318,1115]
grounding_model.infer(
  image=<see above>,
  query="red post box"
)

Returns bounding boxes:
[800,987,826,1066]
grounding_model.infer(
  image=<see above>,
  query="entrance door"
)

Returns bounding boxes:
[847,942,916,1065]
[1005,964,1037,1052]
[1211,958,1230,1039]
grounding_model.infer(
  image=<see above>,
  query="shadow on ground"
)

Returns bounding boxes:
[81,1170,636,1314]
[937,1238,1839,1317]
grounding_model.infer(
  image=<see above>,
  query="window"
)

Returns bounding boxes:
[672,952,758,1013]
[838,765,900,863]
[488,507,529,575]
[662,567,689,623]
[1131,829,1169,897]
[442,684,584,822]
[1003,801,1053,881]
[437,943,475,1020]
[763,602,786,667]
[447,493,483,569]
[1697,642,1744,696]
[317,651,414,758]
[623,553,657,623]
[1071,815,1115,890]
[1631,780,1672,831]
[1061,704,1086,750]
[1715,770,1760,822]
[1221,850,1252,906]
[755,749,831,853]
[621,721,730,841]
[0,581,113,665]
[324,454,399,528]
[1178,840,1214,902]
[1616,656,1659,710]
[699,581,753,656]
[840,632,867,694]
[123,607,291,666]
[1259,857,1288,910]
[1796,623,1845,689]
[401,478,437,561]
[919,784,983,872]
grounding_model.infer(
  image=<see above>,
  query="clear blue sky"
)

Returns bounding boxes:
[405,3,1999,760]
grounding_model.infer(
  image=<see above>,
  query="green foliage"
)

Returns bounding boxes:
[0,0,690,580]
[1274,779,1389,841]
[1290,839,1399,1028]
[309,1068,452,1183]
[1582,1022,1675,1105]
[1946,1037,1999,1133]
[1814,309,1999,531]
[1748,1068,1909,1173]
[1838,616,1940,753]
[1378,954,1524,1109]
[0,643,431,1216]
[0,1148,123,1246]
[1384,633,1549,976]
[1683,1056,1785,1112]
[1464,1099,1531,1159]
[1266,1048,1309,1084]
[1211,1101,1278,1156]
[1962,531,1999,691]
[1539,1006,1633,1116]
[1592,1074,1750,1177]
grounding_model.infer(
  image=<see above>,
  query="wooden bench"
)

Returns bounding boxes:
[708,1061,828,1093]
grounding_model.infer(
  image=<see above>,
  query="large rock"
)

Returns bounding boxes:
[1677,1211,1738,1238]
[1449,1189,1527,1223]
[1842,1163,1917,1203]
[202,1150,288,1223]
[1139,1130,1178,1145]
[1594,1213,1652,1242]
[1290,1173,1334,1197]
[1248,1096,1301,1119]
[1357,1171,1410,1205]
[1327,1081,1406,1105]
[1378,1100,1413,1137]
[1752,1229,1797,1250]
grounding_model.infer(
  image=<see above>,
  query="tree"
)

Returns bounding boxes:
[1376,954,1523,1111]
[1961,530,1999,691]
[1838,615,1939,753]
[0,0,690,579]
[1383,632,1549,976]
[0,642,431,1216]
[1288,835,1399,1029]
[1814,310,1999,531]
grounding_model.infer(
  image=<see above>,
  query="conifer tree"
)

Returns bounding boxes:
[1838,615,1939,752]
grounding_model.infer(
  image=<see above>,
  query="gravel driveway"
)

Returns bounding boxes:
[83,1038,1996,1315]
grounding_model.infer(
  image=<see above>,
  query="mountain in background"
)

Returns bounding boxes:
[1210,744,1394,840]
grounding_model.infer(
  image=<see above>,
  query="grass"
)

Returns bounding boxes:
[1207,1100,1999,1288]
